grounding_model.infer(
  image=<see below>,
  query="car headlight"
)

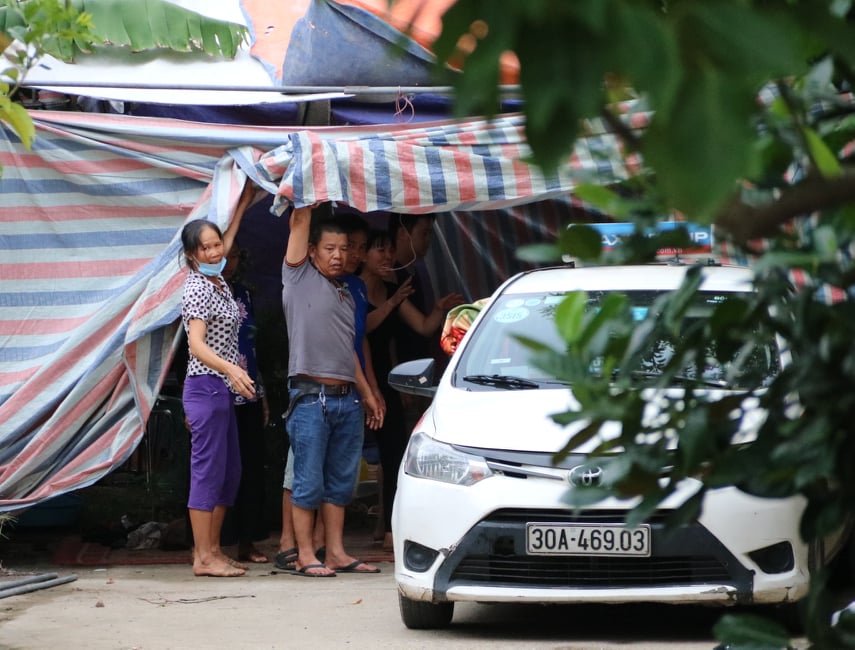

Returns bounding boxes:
[404,431,493,486]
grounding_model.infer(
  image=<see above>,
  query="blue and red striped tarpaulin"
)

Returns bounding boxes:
[0,109,638,509]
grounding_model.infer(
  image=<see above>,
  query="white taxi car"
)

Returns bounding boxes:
[389,262,838,629]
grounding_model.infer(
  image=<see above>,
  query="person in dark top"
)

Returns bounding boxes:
[387,213,464,436]
[388,213,464,361]
[220,244,270,564]
[361,229,456,548]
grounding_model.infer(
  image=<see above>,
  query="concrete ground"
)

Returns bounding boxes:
[0,559,737,650]
[0,529,817,649]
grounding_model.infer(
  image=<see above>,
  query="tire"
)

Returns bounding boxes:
[827,526,855,589]
[805,537,825,577]
[769,602,804,636]
[398,592,454,629]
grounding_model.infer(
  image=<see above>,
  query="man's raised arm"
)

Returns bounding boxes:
[285,205,312,265]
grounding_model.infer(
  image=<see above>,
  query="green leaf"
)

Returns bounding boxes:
[513,334,557,354]
[713,613,792,648]
[680,3,807,81]
[609,2,681,118]
[41,0,249,59]
[517,20,605,172]
[199,16,220,56]
[79,0,131,46]
[571,184,636,219]
[677,407,712,469]
[643,68,755,218]
[660,266,704,332]
[144,0,173,50]
[164,4,191,52]
[668,491,704,528]
[560,224,602,260]
[0,99,35,149]
[122,0,157,50]
[563,0,609,34]
[803,127,842,177]
[624,488,666,527]
[560,485,612,508]
[552,420,607,461]
[446,4,513,118]
[753,251,823,274]
[791,4,855,70]
[515,243,563,264]
[582,290,627,337]
[430,1,483,67]
[554,292,588,345]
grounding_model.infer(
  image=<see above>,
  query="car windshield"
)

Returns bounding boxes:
[454,289,780,390]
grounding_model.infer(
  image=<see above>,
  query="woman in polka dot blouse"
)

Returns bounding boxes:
[180,180,260,578]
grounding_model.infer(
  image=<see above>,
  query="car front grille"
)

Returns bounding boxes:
[452,554,731,586]
[434,508,752,597]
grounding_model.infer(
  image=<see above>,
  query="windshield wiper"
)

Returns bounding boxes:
[628,370,730,389]
[462,374,540,390]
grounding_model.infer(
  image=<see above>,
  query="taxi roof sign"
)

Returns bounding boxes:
[574,221,714,257]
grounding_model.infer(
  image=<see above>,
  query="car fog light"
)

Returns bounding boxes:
[404,541,439,572]
[748,541,794,574]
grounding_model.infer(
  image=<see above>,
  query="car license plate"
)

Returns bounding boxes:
[526,523,651,557]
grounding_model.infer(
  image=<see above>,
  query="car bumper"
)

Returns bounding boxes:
[392,470,810,606]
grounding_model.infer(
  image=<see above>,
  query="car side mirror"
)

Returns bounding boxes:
[388,358,436,398]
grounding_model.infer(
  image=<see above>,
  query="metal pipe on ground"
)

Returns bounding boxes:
[0,573,78,599]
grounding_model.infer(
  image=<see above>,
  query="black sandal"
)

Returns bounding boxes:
[273,547,298,570]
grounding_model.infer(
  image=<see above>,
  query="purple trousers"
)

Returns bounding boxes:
[183,374,241,511]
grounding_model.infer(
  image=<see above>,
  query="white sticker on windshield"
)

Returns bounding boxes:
[504,298,525,308]
[494,307,529,323]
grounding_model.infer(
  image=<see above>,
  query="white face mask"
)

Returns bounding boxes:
[197,258,226,276]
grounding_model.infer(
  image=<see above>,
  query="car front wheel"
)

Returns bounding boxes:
[398,592,454,629]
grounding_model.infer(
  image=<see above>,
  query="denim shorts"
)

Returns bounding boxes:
[287,387,364,509]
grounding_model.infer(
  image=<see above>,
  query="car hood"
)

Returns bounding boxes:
[423,384,764,454]
[424,386,606,453]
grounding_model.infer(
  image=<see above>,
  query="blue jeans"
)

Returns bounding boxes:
[287,388,364,509]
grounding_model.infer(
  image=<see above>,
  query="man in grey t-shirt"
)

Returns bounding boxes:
[282,203,383,577]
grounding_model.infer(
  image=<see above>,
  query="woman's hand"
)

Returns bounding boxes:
[389,276,415,307]
[227,363,256,399]
[435,292,465,313]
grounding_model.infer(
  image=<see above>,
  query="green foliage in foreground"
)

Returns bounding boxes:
[524,224,855,647]
[435,1,855,235]
[437,1,855,647]
[0,0,248,61]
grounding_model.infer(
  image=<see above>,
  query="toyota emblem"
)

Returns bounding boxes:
[567,465,604,487]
